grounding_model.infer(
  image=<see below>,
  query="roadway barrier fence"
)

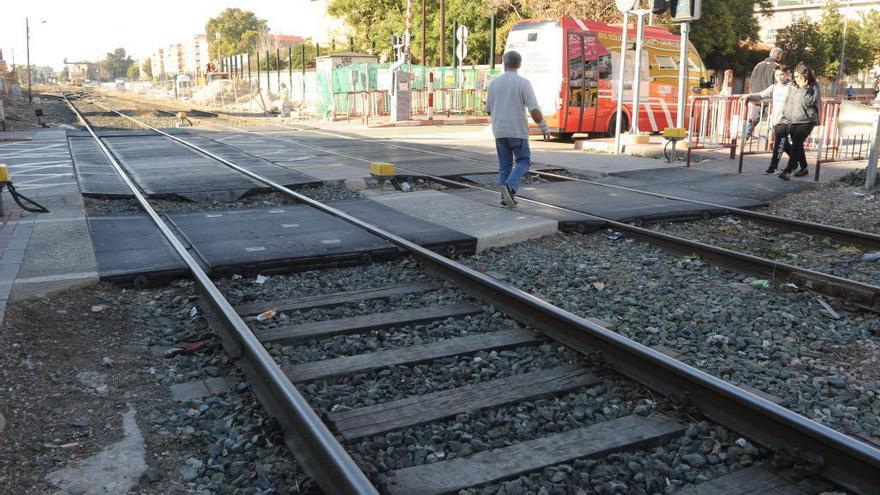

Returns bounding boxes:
[687,95,876,182]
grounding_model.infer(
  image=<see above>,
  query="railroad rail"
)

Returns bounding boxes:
[60,90,880,493]
[184,118,880,313]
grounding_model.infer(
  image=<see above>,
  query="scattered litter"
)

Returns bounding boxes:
[837,246,861,256]
[592,281,606,291]
[189,307,198,318]
[735,438,748,448]
[90,305,105,313]
[862,252,880,263]
[255,274,269,284]
[399,181,413,192]
[721,217,741,225]
[784,282,799,289]
[164,339,211,358]
[815,298,841,320]
[608,232,622,241]
[101,357,114,367]
[255,309,277,322]
[231,274,242,280]
[853,191,866,197]
[59,442,81,449]
[750,279,771,289]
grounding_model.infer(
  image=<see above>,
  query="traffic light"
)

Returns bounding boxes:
[652,0,668,14]
[669,0,701,21]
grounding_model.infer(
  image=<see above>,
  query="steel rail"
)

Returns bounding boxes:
[60,93,379,495]
[189,120,880,312]
[533,170,880,251]
[276,122,880,252]
[90,98,880,493]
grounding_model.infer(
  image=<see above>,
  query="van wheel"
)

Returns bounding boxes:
[608,115,629,137]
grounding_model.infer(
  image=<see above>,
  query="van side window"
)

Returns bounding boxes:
[528,33,538,42]
[567,33,584,107]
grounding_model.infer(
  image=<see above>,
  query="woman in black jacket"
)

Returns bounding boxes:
[778,64,821,180]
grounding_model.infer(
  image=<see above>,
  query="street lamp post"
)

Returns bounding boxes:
[26,17,32,102]
[25,17,46,103]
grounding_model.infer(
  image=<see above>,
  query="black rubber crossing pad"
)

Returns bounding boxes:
[516,181,762,224]
[598,168,813,202]
[166,206,399,275]
[446,188,607,233]
[100,134,318,201]
[88,216,186,283]
[67,136,132,197]
[329,198,477,256]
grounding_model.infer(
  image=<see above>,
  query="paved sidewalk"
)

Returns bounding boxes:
[0,129,98,324]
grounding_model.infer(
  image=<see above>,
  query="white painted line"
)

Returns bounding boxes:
[244,246,266,252]
[281,224,300,228]
[8,160,71,167]
[14,181,78,190]
[321,239,341,244]
[14,272,100,284]
[205,213,223,218]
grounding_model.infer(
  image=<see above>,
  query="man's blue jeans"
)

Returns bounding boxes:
[495,137,531,192]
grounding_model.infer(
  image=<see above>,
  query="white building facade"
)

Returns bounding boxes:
[756,0,880,45]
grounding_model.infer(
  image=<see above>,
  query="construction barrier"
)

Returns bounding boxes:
[685,95,743,166]
[735,97,873,181]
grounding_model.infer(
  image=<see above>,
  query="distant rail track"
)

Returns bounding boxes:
[60,89,880,494]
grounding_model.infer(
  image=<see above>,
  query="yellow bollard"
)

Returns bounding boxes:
[0,164,10,183]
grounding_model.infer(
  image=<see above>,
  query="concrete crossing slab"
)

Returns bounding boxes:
[366,190,558,252]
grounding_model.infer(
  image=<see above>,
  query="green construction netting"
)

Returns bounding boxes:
[318,63,503,116]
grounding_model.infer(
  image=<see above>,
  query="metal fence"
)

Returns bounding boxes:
[687,95,876,182]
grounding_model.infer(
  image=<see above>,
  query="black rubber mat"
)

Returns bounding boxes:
[330,198,477,255]
[67,136,132,197]
[100,133,318,201]
[166,206,399,275]
[89,216,186,283]
[446,188,607,233]
[597,168,813,202]
[516,181,763,224]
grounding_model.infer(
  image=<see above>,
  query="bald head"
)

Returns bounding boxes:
[770,47,782,60]
[503,51,522,71]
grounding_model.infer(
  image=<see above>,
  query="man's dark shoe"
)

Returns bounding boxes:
[793,168,809,177]
[778,171,791,181]
[501,185,516,207]
[763,166,777,175]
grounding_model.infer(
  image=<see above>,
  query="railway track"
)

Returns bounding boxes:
[58,90,880,493]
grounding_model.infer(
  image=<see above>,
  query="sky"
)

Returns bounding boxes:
[2,0,343,71]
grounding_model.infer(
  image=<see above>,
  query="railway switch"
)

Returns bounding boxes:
[370,161,409,192]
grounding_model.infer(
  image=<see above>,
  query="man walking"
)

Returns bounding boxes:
[485,51,550,207]
[745,47,782,139]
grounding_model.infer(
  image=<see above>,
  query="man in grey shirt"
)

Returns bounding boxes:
[485,51,550,207]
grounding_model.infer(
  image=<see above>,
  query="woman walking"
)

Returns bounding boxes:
[777,64,821,180]
[746,65,791,174]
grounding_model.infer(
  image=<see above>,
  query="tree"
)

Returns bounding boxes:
[205,8,268,60]
[510,0,620,23]
[819,1,871,79]
[858,10,880,67]
[59,66,69,83]
[127,65,140,80]
[142,61,153,80]
[775,17,826,74]
[101,48,134,80]
[328,0,522,65]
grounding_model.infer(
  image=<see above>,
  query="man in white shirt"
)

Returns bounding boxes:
[485,51,550,207]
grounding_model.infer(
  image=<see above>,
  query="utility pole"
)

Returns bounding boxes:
[834,0,852,96]
[439,0,446,67]
[421,0,426,64]
[489,13,496,69]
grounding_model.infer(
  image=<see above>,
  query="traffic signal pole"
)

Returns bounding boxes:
[675,21,690,128]
[613,11,630,154]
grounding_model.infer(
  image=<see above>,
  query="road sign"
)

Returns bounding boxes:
[615,0,638,12]
[456,24,469,42]
[456,43,467,61]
